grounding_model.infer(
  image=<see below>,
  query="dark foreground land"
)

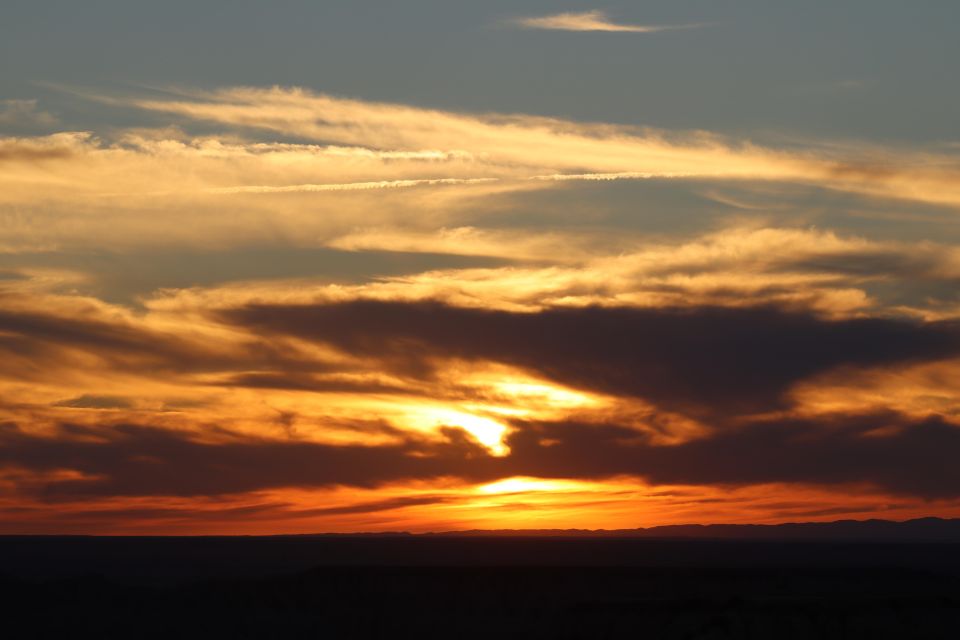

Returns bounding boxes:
[3,533,960,639]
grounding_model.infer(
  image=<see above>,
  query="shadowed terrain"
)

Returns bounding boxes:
[4,522,960,639]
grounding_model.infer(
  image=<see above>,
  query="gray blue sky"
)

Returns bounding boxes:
[3,1,960,140]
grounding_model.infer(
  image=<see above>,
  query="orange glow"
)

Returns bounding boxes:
[4,476,958,536]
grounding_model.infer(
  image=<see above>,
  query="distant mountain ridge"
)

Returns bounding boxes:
[7,518,960,542]
[6,520,960,583]
[420,518,960,541]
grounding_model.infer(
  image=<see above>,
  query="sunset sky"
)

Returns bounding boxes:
[2,1,960,534]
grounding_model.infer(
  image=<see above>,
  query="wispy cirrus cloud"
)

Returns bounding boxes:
[125,87,960,210]
[3,86,960,261]
[509,10,706,34]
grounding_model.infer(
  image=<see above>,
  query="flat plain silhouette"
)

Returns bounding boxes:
[3,519,960,638]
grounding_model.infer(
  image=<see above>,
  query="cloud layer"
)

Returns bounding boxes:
[2,86,960,532]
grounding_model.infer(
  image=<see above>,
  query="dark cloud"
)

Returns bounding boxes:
[783,250,935,279]
[0,300,338,381]
[778,250,960,308]
[501,413,960,498]
[53,395,134,410]
[218,372,412,396]
[0,422,495,499]
[3,411,959,501]
[296,495,454,517]
[0,302,203,372]
[223,301,960,417]
[47,502,285,522]
[6,296,957,419]
[4,299,960,508]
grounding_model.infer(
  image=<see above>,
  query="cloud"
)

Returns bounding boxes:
[325,226,601,262]
[125,87,960,210]
[509,10,704,34]
[221,300,960,419]
[0,131,81,162]
[3,224,959,443]
[4,88,960,258]
[204,177,497,194]
[0,421,494,498]
[3,409,959,503]
[296,494,455,517]
[2,77,960,531]
[502,412,960,498]
[0,290,226,384]
[142,225,960,319]
[0,129,536,253]
[53,395,134,410]
[0,99,58,128]
[4,266,959,467]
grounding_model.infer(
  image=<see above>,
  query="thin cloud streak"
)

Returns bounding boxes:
[4,87,960,258]
[127,87,960,210]
[510,10,706,34]
[206,172,687,196]
[204,177,497,194]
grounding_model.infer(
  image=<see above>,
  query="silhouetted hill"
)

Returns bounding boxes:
[5,564,960,640]
[3,518,960,585]
[5,520,960,638]
[426,517,960,541]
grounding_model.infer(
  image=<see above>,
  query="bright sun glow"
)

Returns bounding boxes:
[388,372,600,456]
[405,406,510,456]
[476,477,582,494]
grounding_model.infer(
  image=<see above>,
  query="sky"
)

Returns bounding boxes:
[2,1,960,534]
